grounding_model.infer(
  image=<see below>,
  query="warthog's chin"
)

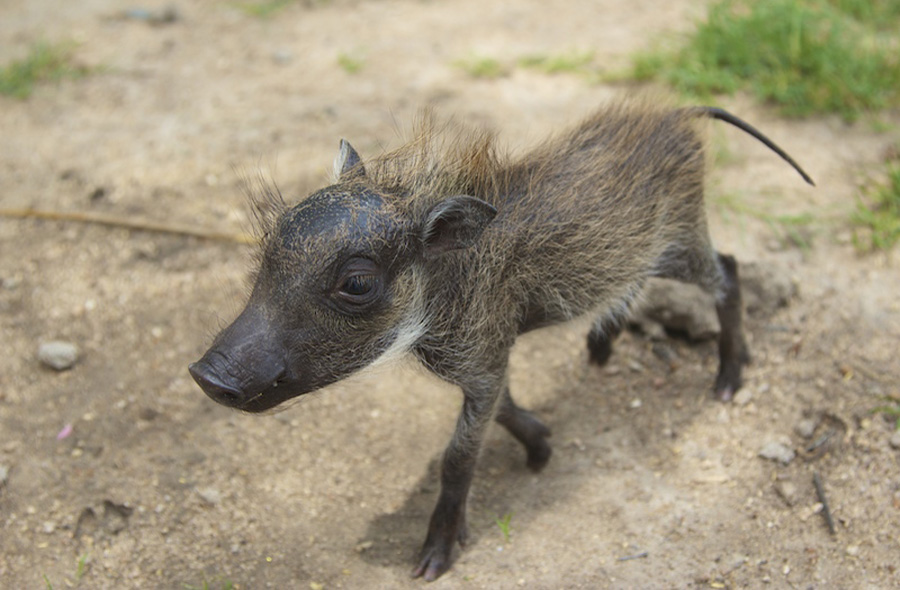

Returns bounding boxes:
[236,382,308,413]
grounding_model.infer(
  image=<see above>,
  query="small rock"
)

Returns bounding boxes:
[123,5,179,25]
[632,318,667,340]
[890,430,900,450]
[774,480,799,506]
[759,441,795,465]
[723,554,748,574]
[846,545,860,557]
[138,407,159,421]
[0,464,8,486]
[355,540,374,553]
[42,521,57,534]
[38,341,79,370]
[733,389,753,406]
[741,262,797,316]
[634,279,719,340]
[629,398,643,409]
[196,487,221,505]
[273,50,293,65]
[795,418,818,439]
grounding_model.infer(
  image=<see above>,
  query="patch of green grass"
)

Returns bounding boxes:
[233,0,298,18]
[495,512,513,542]
[712,192,818,251]
[852,156,900,252]
[337,52,364,74]
[455,56,509,79]
[519,51,594,75]
[632,0,900,121]
[41,553,91,590]
[0,42,90,99]
[828,0,900,28]
[872,397,900,430]
[75,553,89,582]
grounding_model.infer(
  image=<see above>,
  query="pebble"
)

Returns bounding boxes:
[123,5,180,25]
[42,521,57,534]
[273,50,293,65]
[795,418,818,439]
[774,480,798,506]
[759,441,795,465]
[0,464,8,486]
[733,388,753,406]
[634,279,719,340]
[38,341,79,370]
[724,554,748,574]
[890,430,900,450]
[196,487,221,505]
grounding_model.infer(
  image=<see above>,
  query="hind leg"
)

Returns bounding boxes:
[586,315,623,366]
[653,241,750,400]
[712,253,750,401]
[494,388,552,471]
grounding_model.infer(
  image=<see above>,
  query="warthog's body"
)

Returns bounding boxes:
[190,98,813,580]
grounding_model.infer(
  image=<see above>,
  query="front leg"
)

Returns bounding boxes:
[412,373,504,581]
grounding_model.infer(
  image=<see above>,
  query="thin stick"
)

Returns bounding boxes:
[0,208,255,245]
[813,471,836,535]
[617,551,648,562]
[805,431,833,453]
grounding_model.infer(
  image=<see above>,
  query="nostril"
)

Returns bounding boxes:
[188,361,244,407]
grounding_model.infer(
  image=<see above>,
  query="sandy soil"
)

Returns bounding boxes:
[1,1,899,588]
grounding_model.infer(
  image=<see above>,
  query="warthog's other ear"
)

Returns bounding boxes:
[333,139,366,181]
[420,195,497,258]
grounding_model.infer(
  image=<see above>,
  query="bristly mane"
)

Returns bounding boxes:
[364,111,513,213]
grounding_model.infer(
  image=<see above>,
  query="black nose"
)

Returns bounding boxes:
[188,361,244,407]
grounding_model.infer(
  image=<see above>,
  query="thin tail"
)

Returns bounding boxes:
[686,106,815,186]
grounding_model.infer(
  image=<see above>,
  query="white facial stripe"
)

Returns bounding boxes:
[366,269,429,371]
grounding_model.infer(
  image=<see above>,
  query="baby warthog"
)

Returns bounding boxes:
[189,98,813,581]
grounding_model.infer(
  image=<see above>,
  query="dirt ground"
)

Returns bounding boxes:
[1,0,899,588]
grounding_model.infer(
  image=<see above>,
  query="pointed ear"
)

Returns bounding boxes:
[333,139,366,181]
[421,195,497,258]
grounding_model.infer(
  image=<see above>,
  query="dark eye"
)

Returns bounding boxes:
[341,274,376,297]
[333,258,383,308]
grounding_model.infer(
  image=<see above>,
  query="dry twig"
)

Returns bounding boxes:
[0,208,254,244]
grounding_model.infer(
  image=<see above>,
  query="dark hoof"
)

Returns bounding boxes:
[587,330,615,366]
[714,363,743,402]
[412,525,466,582]
[526,443,552,472]
[412,548,451,582]
[517,414,552,471]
